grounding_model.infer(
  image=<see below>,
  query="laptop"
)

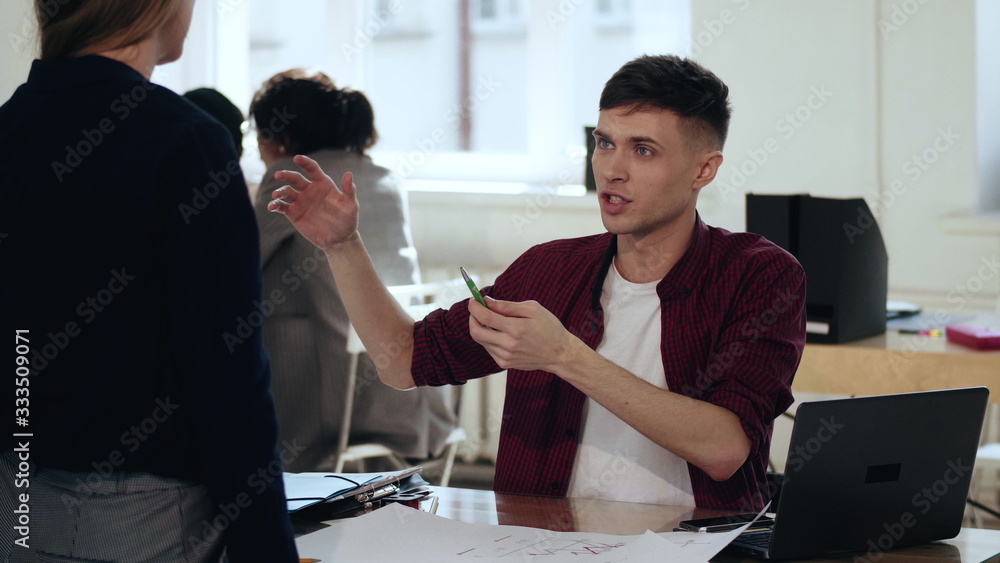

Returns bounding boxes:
[729,387,989,560]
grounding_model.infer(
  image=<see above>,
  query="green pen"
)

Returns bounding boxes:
[460,266,489,309]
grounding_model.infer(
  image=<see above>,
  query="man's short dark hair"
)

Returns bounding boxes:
[599,55,731,151]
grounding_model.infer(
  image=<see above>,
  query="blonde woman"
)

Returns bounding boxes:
[0,1,297,561]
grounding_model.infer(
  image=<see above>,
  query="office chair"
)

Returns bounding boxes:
[969,442,1000,527]
[334,279,470,486]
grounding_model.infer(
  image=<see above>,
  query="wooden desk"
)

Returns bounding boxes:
[425,487,1000,562]
[794,314,1000,403]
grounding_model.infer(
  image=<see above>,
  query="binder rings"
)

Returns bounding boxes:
[283,466,426,515]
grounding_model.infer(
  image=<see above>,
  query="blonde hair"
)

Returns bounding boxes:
[36,0,182,61]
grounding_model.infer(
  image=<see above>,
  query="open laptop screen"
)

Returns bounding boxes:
[766,387,988,560]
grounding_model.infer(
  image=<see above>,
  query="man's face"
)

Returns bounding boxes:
[591,106,718,243]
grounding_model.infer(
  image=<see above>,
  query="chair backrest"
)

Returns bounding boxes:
[345,278,472,354]
[337,277,473,470]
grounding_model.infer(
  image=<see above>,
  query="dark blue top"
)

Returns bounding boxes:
[0,56,297,560]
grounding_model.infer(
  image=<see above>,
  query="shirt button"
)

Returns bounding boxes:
[564,429,575,438]
[550,482,560,491]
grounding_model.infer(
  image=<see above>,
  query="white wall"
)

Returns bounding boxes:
[692,0,1000,310]
[693,0,878,221]
[875,0,995,306]
[1,0,36,100]
[977,0,1000,212]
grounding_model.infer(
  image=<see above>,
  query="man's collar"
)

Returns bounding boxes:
[591,213,710,306]
[659,213,711,298]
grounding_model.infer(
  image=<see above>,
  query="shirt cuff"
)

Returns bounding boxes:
[703,384,769,458]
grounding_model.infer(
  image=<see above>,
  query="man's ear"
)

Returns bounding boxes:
[279,133,294,154]
[692,150,723,191]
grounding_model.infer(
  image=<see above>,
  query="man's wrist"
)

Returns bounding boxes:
[322,231,363,260]
[550,335,592,382]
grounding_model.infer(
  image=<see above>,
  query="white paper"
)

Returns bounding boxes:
[295,501,764,562]
[657,501,773,561]
[806,320,830,334]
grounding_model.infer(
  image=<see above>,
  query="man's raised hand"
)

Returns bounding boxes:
[268,154,360,253]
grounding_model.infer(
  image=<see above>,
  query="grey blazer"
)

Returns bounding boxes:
[255,149,458,472]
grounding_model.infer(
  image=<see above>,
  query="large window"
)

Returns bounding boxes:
[360,0,690,185]
[158,0,690,187]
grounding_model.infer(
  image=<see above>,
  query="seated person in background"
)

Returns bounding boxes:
[183,87,246,157]
[267,55,806,510]
[251,69,459,472]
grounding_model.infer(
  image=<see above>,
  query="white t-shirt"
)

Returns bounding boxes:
[566,261,695,505]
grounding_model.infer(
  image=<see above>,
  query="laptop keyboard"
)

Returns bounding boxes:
[733,530,773,549]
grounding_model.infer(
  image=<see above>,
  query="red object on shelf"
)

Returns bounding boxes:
[945,324,1000,350]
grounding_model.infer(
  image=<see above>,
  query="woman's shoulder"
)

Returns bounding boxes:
[309,149,398,187]
[163,90,234,137]
[132,87,239,165]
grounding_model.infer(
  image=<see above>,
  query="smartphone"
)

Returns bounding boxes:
[460,266,489,309]
[677,513,774,533]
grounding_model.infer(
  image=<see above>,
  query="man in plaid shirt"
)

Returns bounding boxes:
[268,55,806,511]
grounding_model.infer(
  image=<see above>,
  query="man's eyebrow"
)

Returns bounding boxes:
[626,135,663,148]
[591,129,663,148]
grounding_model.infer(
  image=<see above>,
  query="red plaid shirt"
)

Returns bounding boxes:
[411,217,806,510]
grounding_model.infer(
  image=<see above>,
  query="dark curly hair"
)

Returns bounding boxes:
[250,68,377,155]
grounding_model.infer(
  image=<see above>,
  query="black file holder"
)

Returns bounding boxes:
[746,193,888,344]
